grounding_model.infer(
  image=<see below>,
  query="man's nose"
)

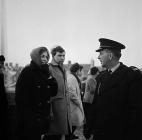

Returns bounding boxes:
[61,56,65,59]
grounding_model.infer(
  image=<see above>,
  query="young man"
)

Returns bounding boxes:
[88,38,142,140]
[47,46,72,140]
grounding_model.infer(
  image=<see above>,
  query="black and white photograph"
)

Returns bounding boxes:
[0,0,142,140]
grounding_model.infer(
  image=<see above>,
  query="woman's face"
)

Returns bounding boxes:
[77,69,83,77]
[40,51,49,65]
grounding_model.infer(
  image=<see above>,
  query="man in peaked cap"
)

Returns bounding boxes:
[96,38,125,70]
[88,38,142,140]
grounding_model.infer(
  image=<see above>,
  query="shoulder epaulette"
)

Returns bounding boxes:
[129,66,140,72]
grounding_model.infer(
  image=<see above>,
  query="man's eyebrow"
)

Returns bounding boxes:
[58,54,65,56]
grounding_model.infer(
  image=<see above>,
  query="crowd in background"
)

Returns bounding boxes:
[2,62,142,94]
[4,62,23,89]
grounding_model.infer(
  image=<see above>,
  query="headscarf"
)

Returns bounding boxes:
[30,47,49,66]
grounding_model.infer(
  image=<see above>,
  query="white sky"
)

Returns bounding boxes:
[4,0,142,67]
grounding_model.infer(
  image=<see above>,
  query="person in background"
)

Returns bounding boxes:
[46,46,71,140]
[0,55,9,140]
[67,63,85,140]
[88,38,142,140]
[15,47,58,140]
[83,66,100,140]
[80,76,87,101]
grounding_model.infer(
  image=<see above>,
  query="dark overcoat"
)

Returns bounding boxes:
[15,61,58,140]
[89,63,142,140]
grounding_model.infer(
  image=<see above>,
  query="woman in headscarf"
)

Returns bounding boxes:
[15,47,58,140]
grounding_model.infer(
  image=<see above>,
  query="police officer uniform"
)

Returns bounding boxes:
[88,38,142,140]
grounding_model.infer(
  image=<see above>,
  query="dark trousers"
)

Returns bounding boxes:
[65,120,73,140]
[83,102,92,139]
[43,121,72,140]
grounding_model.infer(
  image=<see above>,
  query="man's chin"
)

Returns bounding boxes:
[59,61,64,64]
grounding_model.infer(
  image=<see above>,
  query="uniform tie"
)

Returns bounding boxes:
[97,70,111,95]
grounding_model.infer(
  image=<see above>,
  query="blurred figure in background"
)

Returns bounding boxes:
[83,66,100,140]
[0,55,9,140]
[67,63,85,140]
[15,47,58,140]
[80,76,87,101]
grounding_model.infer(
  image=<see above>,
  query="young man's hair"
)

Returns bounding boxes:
[51,46,65,56]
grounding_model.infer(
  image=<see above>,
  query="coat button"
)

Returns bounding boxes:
[47,85,50,88]
[38,102,42,106]
[47,101,50,103]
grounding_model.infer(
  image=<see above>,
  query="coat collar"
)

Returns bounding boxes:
[50,59,65,71]
[50,59,64,67]
[109,62,120,73]
[30,60,40,71]
[99,62,129,94]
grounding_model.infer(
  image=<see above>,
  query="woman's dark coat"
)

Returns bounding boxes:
[88,63,142,140]
[15,61,58,139]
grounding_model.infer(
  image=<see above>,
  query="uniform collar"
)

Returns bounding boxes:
[109,62,120,73]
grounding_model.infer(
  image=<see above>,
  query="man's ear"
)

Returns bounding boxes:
[109,52,113,60]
